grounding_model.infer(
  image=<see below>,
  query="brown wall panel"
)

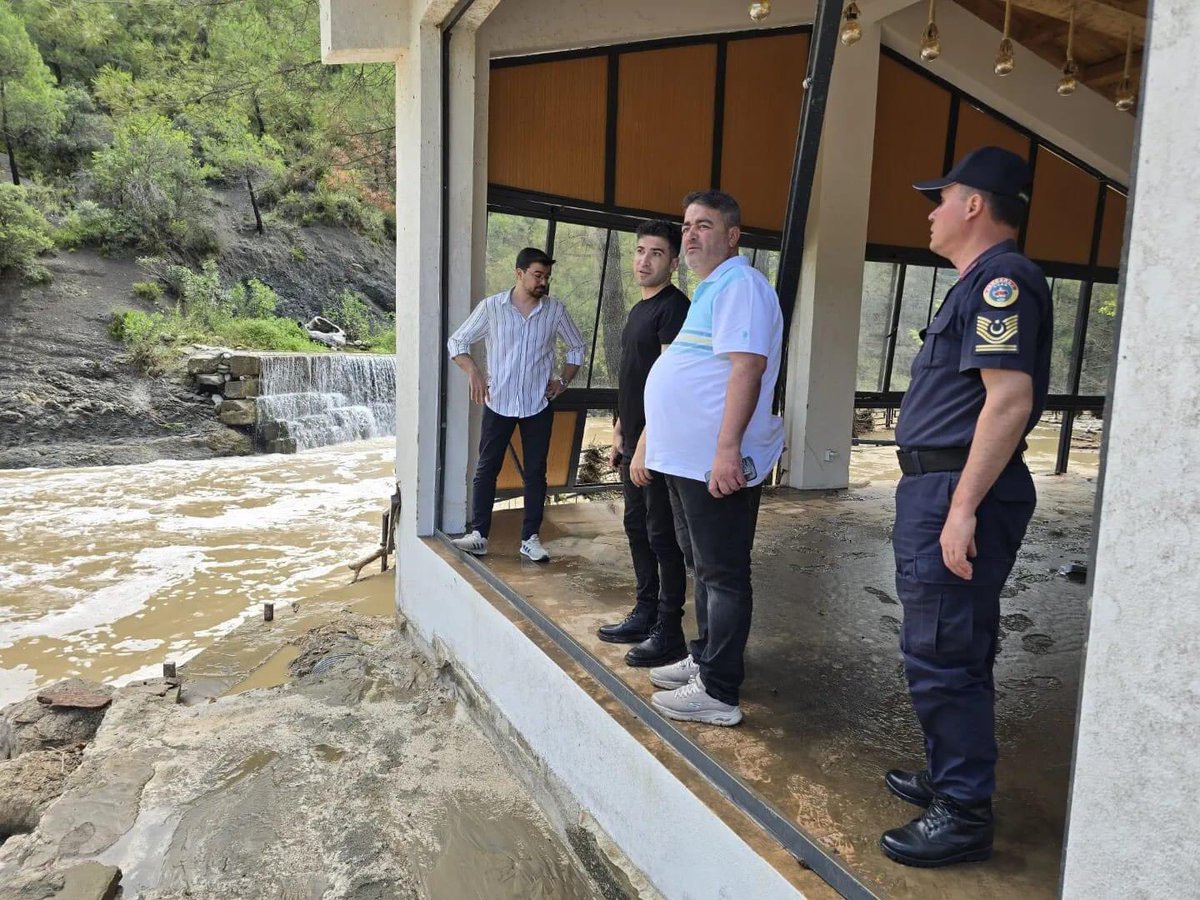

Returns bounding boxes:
[497,411,579,491]
[720,33,810,232]
[488,57,608,202]
[953,102,1030,164]
[867,56,952,248]
[615,45,717,215]
[1097,187,1127,269]
[1025,148,1100,266]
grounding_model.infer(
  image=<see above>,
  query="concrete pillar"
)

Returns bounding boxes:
[1061,2,1200,895]
[391,20,444,538]
[781,26,880,490]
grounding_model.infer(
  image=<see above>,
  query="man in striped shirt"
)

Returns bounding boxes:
[447,247,587,562]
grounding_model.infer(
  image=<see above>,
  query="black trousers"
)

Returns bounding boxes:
[471,404,554,541]
[666,475,762,706]
[620,464,689,620]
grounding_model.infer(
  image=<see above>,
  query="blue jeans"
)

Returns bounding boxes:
[666,475,762,706]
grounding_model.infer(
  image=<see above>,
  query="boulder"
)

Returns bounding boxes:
[195,374,225,389]
[219,400,256,427]
[229,355,261,378]
[222,378,259,400]
[0,747,83,836]
[1,679,113,759]
[186,355,219,375]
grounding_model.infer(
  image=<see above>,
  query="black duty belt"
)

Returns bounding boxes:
[896,447,1024,476]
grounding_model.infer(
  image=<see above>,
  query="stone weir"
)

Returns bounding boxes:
[188,351,396,453]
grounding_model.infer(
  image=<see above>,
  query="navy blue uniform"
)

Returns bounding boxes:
[894,239,1052,804]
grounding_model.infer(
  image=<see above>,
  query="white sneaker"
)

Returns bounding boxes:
[651,676,743,727]
[520,534,550,562]
[451,530,488,556]
[649,654,700,690]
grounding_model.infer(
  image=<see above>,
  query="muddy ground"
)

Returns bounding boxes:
[0,608,623,900]
[0,187,395,471]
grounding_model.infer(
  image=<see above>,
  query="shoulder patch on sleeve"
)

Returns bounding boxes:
[975,313,1019,353]
[982,277,1019,308]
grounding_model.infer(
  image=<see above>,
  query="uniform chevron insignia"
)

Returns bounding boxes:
[976,314,1019,345]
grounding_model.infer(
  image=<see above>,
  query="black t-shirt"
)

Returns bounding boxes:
[617,284,690,453]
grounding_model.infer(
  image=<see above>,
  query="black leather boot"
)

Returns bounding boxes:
[880,795,994,868]
[884,769,935,807]
[597,604,656,644]
[624,619,687,667]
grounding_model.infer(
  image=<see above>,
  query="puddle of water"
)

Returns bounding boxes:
[0,439,395,705]
[416,799,598,900]
[224,644,302,696]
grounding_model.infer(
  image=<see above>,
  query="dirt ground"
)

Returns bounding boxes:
[0,573,622,900]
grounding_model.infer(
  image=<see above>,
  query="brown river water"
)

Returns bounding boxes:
[0,438,396,705]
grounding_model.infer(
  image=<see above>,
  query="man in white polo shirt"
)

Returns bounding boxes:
[630,190,784,726]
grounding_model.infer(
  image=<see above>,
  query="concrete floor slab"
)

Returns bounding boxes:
[478,471,1094,898]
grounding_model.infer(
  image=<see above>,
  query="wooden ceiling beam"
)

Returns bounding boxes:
[1001,1,1146,43]
[1081,48,1143,86]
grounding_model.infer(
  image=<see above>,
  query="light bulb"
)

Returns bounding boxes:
[1115,76,1136,111]
[748,0,771,22]
[920,22,941,62]
[841,2,862,46]
[994,37,1015,76]
[1057,60,1078,96]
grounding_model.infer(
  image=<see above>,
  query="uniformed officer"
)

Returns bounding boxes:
[879,146,1052,868]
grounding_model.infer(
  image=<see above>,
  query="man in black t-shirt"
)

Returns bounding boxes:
[597,220,693,669]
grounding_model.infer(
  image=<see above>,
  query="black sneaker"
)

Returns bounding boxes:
[597,605,656,644]
[624,620,687,668]
[880,795,994,868]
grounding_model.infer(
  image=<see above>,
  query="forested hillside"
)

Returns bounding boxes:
[0,0,395,355]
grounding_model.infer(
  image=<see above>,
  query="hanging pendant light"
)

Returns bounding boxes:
[841,1,863,46]
[920,0,941,62]
[1057,5,1078,95]
[995,0,1015,76]
[748,0,771,22]
[1115,29,1137,111]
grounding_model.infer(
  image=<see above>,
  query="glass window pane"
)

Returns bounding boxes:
[589,230,632,389]
[1080,281,1119,394]
[548,221,608,388]
[485,213,549,296]
[1047,278,1083,394]
[888,265,935,392]
[857,261,901,392]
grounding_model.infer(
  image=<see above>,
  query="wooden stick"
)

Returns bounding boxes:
[348,548,385,583]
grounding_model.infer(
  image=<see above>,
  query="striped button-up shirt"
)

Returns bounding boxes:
[447,290,587,419]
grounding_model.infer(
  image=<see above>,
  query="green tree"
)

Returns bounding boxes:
[0,182,53,275]
[87,112,213,251]
[0,2,63,185]
[199,117,285,234]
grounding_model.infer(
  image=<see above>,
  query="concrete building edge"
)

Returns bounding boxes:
[395,531,820,900]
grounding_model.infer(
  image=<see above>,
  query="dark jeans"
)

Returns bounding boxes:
[666,474,762,706]
[471,404,554,541]
[621,465,689,620]
[893,464,1036,803]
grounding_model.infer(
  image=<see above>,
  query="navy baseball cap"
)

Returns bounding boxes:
[913,146,1033,205]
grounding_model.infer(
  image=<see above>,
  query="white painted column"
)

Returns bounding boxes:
[1061,2,1200,895]
[392,21,443,538]
[781,26,880,490]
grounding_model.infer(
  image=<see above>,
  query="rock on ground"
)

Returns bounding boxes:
[0,617,606,900]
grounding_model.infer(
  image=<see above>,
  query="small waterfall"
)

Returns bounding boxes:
[256,354,396,451]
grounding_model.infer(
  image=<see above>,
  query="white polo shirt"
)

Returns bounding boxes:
[643,256,784,485]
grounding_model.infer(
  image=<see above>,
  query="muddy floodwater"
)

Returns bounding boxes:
[0,439,396,705]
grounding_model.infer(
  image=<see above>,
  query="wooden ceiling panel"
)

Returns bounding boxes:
[488,56,608,203]
[1096,186,1127,269]
[720,32,810,232]
[1025,147,1100,265]
[867,55,953,248]
[615,44,717,216]
[953,101,1031,163]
